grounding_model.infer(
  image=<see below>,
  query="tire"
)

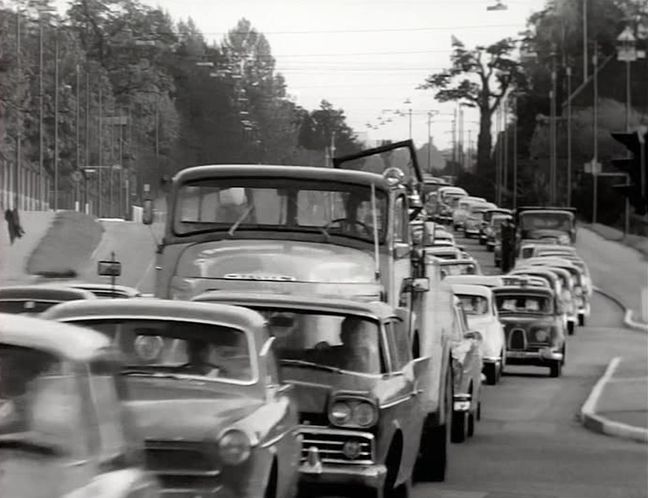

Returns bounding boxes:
[479,237,486,245]
[453,224,459,231]
[467,411,475,437]
[561,344,566,366]
[567,321,575,335]
[414,371,452,482]
[578,314,585,326]
[487,245,494,252]
[549,360,562,378]
[451,410,468,443]
[494,259,500,268]
[484,363,498,386]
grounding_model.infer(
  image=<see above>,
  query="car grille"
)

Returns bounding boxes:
[300,427,374,465]
[145,440,221,495]
[508,328,527,350]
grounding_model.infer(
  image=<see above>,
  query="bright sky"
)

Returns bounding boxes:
[63,0,548,150]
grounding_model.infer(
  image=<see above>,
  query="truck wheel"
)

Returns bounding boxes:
[484,363,498,385]
[413,372,452,482]
[451,410,468,443]
[549,360,562,378]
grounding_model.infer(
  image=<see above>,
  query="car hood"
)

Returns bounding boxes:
[281,367,379,418]
[176,239,376,284]
[126,379,262,441]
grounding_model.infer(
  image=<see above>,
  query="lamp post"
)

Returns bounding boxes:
[616,26,638,132]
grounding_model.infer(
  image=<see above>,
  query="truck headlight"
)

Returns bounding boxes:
[329,398,378,428]
[218,429,251,466]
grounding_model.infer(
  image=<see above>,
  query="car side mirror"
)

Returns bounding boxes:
[463,330,482,341]
[142,199,154,225]
[402,277,430,293]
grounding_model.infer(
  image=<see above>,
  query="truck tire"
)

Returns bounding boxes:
[413,370,452,482]
[549,360,562,378]
[578,314,585,326]
[567,321,575,335]
[451,410,468,443]
[484,363,498,385]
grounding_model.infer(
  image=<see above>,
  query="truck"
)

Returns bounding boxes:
[142,140,457,482]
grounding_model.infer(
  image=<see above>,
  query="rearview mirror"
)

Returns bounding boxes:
[97,260,122,277]
[142,199,154,225]
[403,277,430,293]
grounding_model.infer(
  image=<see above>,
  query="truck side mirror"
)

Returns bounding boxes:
[402,277,430,293]
[142,199,154,225]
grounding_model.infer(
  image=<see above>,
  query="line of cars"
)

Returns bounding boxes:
[422,179,592,379]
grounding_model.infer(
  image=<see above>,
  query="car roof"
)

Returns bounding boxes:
[191,291,395,320]
[173,164,391,190]
[450,284,492,298]
[0,313,111,361]
[0,285,96,301]
[439,186,467,195]
[492,286,555,297]
[40,298,267,332]
[443,275,504,287]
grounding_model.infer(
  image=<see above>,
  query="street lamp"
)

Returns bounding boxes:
[616,26,643,132]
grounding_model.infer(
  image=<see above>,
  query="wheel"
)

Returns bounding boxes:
[413,371,452,482]
[561,344,566,366]
[476,400,482,421]
[494,259,501,268]
[549,360,562,378]
[567,321,575,335]
[467,410,475,437]
[451,410,468,443]
[479,237,486,245]
[578,314,585,326]
[487,244,494,252]
[453,224,459,231]
[484,363,498,385]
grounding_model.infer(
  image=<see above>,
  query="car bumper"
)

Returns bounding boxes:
[299,461,387,492]
[506,347,563,365]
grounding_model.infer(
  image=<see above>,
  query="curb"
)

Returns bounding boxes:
[593,287,648,333]
[580,357,648,444]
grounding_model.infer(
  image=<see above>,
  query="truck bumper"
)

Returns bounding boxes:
[299,461,387,493]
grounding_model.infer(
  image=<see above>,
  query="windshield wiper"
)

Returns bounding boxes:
[228,205,255,237]
[280,359,343,374]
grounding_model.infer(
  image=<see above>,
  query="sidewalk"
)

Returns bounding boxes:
[585,222,648,259]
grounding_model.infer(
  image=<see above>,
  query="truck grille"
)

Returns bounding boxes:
[508,328,527,350]
[145,440,221,495]
[300,427,374,465]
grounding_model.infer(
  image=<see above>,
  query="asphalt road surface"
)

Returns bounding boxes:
[411,229,648,498]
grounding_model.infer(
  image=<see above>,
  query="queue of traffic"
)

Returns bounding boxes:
[0,140,591,498]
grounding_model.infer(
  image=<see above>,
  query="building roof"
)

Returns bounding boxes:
[0,313,111,361]
[192,291,395,320]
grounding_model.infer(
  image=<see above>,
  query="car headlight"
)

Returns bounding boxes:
[329,398,378,428]
[218,429,251,466]
[531,327,551,342]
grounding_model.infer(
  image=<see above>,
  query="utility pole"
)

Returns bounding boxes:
[513,94,518,210]
[592,48,599,224]
[75,64,80,211]
[583,0,588,83]
[550,48,558,205]
[38,15,44,210]
[427,112,432,172]
[98,85,103,218]
[85,70,90,214]
[503,95,509,206]
[567,65,573,207]
[54,29,59,211]
[14,9,21,210]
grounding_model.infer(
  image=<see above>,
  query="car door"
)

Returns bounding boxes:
[383,318,425,482]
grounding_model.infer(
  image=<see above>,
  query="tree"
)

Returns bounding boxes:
[419,37,525,188]
[298,100,361,158]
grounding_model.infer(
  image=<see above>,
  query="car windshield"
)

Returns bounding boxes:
[248,308,383,375]
[0,345,79,452]
[469,210,485,219]
[67,319,254,383]
[495,294,553,314]
[519,212,573,232]
[456,294,489,315]
[492,216,510,228]
[174,177,388,243]
[0,300,59,315]
[441,262,478,276]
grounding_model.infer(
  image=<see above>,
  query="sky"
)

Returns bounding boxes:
[62,0,549,150]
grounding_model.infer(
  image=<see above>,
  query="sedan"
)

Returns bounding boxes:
[42,298,301,498]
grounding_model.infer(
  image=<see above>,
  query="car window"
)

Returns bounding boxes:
[456,294,489,315]
[394,196,408,243]
[385,319,412,371]
[495,294,554,314]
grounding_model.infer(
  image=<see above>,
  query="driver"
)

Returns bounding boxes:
[181,340,219,377]
[339,195,375,236]
[336,317,380,373]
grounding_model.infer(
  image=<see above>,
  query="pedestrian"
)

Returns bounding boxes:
[500,217,515,273]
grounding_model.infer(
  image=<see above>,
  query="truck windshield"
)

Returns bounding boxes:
[173,178,388,243]
[253,308,384,375]
[519,212,573,232]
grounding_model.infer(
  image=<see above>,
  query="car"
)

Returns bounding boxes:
[515,207,577,246]
[463,203,497,239]
[0,313,160,497]
[434,257,483,278]
[516,261,579,334]
[451,284,506,386]
[0,284,96,315]
[450,297,484,442]
[425,246,465,261]
[521,246,593,297]
[42,298,302,498]
[492,285,566,377]
[452,197,487,231]
[485,214,513,253]
[436,187,468,224]
[190,291,429,497]
[66,282,143,299]
[479,208,513,245]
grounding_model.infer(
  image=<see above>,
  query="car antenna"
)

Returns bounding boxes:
[371,182,381,281]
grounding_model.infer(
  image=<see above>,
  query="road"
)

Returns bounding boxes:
[410,230,648,498]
